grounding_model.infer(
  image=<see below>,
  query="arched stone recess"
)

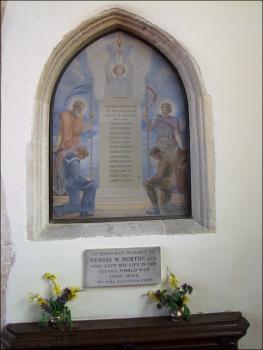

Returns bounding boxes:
[1,177,15,329]
[28,8,215,240]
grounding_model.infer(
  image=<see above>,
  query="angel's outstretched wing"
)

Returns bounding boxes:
[85,40,109,100]
[127,38,153,101]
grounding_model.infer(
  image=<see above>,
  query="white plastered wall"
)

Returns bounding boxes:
[1,1,262,349]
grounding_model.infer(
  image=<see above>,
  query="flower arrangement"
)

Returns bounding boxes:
[29,273,82,331]
[146,269,193,321]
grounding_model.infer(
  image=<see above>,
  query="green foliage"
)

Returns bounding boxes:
[183,304,190,321]
[146,269,193,320]
[39,312,50,328]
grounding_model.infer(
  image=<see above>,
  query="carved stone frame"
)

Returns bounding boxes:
[28,8,215,240]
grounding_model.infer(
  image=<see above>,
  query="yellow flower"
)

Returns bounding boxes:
[168,273,179,289]
[43,273,56,281]
[182,296,189,304]
[29,293,48,306]
[146,290,159,302]
[43,273,62,296]
[28,292,39,302]
[68,287,81,301]
[53,283,62,296]
[37,297,48,306]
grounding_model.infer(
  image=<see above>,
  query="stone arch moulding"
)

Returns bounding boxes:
[28,7,215,240]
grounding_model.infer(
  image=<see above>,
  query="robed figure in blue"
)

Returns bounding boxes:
[54,147,97,217]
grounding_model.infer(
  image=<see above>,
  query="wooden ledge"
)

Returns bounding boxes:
[1,312,249,350]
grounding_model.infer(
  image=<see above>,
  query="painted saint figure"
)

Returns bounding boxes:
[144,102,183,154]
[55,100,93,152]
[144,147,174,215]
[53,99,94,195]
[53,147,97,218]
[144,101,187,193]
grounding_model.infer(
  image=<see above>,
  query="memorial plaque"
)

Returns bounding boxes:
[84,247,161,287]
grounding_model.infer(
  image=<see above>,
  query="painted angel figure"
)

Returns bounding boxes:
[104,34,134,98]
[86,32,152,101]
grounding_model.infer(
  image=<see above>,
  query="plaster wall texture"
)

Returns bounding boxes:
[1,1,262,349]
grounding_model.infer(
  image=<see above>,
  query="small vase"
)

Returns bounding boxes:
[48,315,63,329]
[169,308,184,322]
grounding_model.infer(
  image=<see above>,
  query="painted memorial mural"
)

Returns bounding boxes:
[50,31,190,221]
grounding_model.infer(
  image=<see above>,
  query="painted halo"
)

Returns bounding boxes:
[68,97,88,114]
[158,98,176,114]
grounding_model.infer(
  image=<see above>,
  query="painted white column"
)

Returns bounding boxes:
[96,97,148,213]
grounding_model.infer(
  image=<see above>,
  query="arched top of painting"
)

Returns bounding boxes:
[38,8,207,113]
[62,28,185,81]
[53,30,188,127]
